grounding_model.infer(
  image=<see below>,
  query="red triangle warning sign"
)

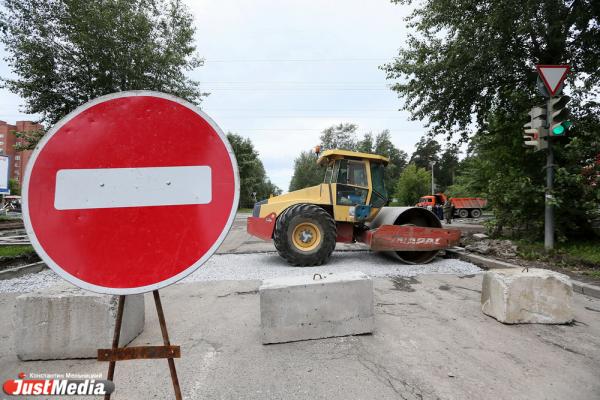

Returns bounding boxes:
[536,65,570,96]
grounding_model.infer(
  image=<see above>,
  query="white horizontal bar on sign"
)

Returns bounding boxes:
[54,166,212,210]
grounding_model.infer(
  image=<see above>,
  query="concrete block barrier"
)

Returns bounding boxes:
[481,268,574,324]
[15,284,145,360]
[260,271,374,344]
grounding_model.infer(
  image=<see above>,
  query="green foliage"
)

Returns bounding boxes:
[445,155,489,198]
[0,0,204,141]
[383,0,600,138]
[358,130,408,194]
[289,151,325,192]
[0,245,34,257]
[13,129,44,152]
[319,123,358,151]
[515,238,600,268]
[409,136,459,192]
[356,133,374,153]
[409,136,440,169]
[393,163,431,206]
[227,133,281,208]
[436,144,460,191]
[289,124,408,193]
[560,241,600,266]
[8,179,19,196]
[384,0,600,239]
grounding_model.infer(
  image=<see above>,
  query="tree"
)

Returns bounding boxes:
[319,123,358,151]
[436,144,460,191]
[289,151,325,191]
[372,130,408,194]
[383,0,600,238]
[227,133,281,208]
[445,155,489,198]
[0,0,204,147]
[8,179,20,196]
[409,136,441,170]
[356,132,374,153]
[394,163,431,206]
[382,0,600,139]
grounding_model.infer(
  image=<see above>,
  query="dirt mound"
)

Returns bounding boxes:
[465,239,518,258]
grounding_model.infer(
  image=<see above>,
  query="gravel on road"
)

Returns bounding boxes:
[0,251,481,293]
[181,251,481,283]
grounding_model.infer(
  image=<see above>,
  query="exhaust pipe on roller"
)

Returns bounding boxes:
[368,207,443,264]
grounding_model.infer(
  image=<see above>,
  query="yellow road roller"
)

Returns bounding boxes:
[247,149,460,266]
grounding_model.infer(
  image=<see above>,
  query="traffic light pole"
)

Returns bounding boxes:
[545,137,555,251]
[544,98,555,251]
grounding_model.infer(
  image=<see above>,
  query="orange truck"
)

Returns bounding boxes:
[416,193,487,219]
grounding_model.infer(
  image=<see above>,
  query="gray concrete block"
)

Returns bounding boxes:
[260,271,374,344]
[15,283,144,360]
[481,268,574,324]
[572,282,584,294]
[578,281,600,299]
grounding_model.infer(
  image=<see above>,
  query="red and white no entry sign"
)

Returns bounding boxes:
[23,91,239,294]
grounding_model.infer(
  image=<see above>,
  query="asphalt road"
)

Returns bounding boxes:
[1,213,597,399]
[1,276,598,400]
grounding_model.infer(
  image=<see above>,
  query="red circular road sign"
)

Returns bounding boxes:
[23,91,239,294]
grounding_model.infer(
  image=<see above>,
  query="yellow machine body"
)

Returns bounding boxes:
[253,149,390,223]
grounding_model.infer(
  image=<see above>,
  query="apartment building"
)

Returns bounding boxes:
[0,120,38,188]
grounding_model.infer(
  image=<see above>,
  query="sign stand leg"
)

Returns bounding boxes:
[99,291,182,400]
[104,295,125,400]
[153,290,183,400]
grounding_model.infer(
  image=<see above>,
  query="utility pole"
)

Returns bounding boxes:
[430,161,436,195]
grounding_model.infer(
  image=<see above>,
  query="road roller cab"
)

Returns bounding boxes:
[247,149,460,266]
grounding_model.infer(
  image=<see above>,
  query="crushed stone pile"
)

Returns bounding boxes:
[465,239,518,258]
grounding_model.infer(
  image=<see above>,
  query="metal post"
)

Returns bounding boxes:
[545,139,555,251]
[105,295,126,400]
[545,98,555,251]
[153,290,183,400]
[430,161,436,195]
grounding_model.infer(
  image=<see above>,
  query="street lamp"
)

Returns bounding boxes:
[430,161,436,195]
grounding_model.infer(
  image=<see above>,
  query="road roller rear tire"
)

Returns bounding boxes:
[273,204,337,266]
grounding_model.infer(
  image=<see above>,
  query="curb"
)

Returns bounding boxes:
[446,248,600,300]
[0,261,46,280]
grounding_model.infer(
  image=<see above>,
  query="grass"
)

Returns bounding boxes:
[559,241,600,266]
[0,245,35,258]
[0,215,20,222]
[238,208,253,213]
[582,270,600,279]
[515,239,600,267]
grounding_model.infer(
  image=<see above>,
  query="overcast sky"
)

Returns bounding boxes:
[0,0,428,191]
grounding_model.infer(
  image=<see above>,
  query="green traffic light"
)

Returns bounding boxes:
[552,124,565,135]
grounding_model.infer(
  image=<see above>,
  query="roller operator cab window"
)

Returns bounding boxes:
[334,159,368,206]
[323,162,334,183]
[370,162,388,208]
[335,159,367,187]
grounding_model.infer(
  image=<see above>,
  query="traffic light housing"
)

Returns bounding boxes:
[548,95,571,136]
[523,106,548,151]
